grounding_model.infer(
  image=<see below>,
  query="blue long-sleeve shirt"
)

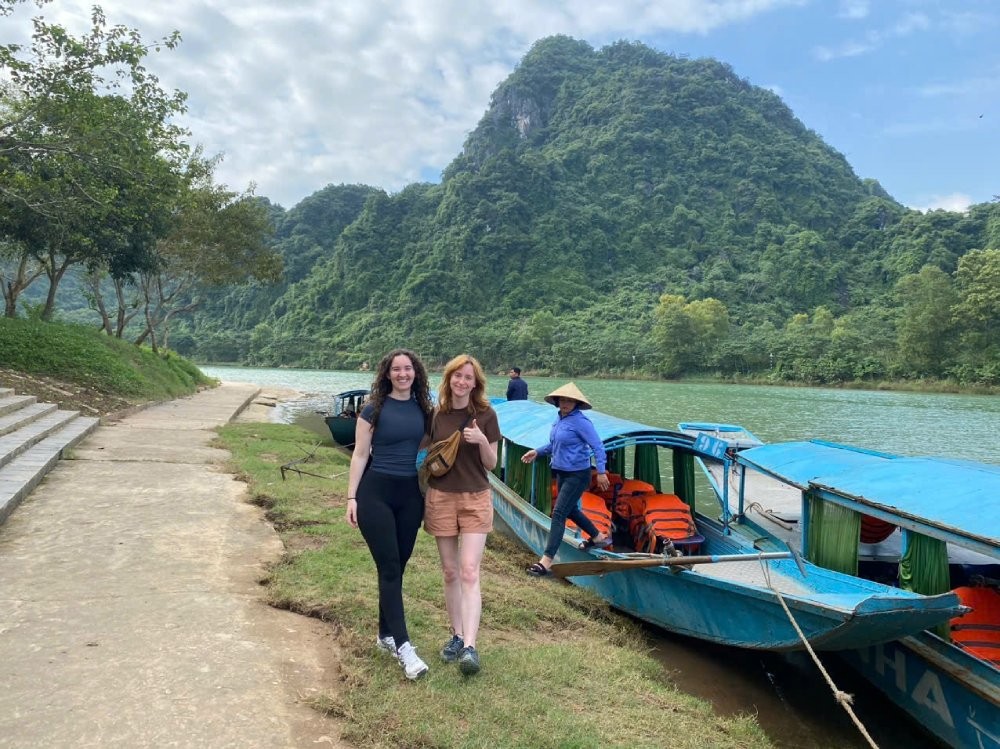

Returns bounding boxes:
[536,408,606,473]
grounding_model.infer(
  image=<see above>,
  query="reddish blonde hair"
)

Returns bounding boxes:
[437,354,489,413]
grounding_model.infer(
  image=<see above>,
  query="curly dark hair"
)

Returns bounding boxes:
[365,348,433,430]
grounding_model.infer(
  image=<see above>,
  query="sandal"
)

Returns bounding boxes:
[526,562,551,577]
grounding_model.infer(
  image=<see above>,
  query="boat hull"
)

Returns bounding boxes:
[324,415,355,447]
[703,433,1000,748]
[841,634,1000,749]
[490,477,961,652]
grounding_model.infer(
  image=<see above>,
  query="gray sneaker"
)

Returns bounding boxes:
[440,633,464,663]
[376,634,396,655]
[458,645,481,676]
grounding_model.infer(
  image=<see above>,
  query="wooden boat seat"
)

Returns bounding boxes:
[950,586,1000,665]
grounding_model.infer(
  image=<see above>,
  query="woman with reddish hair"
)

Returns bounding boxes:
[424,354,500,676]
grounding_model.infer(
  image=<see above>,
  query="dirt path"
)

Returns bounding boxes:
[0,384,350,748]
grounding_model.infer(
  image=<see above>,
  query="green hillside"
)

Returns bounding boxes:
[174,37,999,385]
[0,317,212,407]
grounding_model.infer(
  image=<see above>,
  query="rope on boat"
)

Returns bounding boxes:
[746,502,797,531]
[758,558,880,749]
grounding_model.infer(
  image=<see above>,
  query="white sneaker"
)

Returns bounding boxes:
[396,641,429,680]
[376,634,396,655]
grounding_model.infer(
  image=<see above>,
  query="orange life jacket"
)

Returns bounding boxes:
[566,491,613,546]
[590,470,655,502]
[950,586,1000,665]
[618,478,655,497]
[612,493,647,540]
[634,494,700,554]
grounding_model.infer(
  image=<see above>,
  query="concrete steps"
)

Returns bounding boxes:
[0,386,100,525]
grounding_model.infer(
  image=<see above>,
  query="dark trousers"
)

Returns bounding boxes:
[544,468,599,559]
[356,469,424,647]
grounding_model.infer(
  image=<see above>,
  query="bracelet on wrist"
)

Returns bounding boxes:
[348,496,356,500]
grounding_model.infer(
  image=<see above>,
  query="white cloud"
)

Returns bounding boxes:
[910,193,973,213]
[5,0,991,211]
[813,10,929,61]
[3,0,801,206]
[837,1,869,20]
[917,74,1000,97]
[882,117,980,136]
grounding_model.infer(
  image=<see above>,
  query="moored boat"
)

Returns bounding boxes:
[489,400,964,652]
[714,438,1000,749]
[321,388,369,448]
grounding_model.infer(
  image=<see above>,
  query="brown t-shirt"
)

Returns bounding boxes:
[427,405,501,492]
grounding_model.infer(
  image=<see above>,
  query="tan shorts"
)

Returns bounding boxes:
[424,487,493,536]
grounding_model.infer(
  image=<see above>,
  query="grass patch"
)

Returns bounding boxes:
[0,317,212,399]
[216,421,774,749]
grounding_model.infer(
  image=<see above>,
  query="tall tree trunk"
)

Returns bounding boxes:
[160,299,200,352]
[41,255,73,321]
[1,254,45,318]
[85,270,113,335]
[111,276,141,338]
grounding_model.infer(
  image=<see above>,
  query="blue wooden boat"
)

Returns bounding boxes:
[489,400,964,652]
[724,440,1000,749]
[679,422,764,451]
[321,389,369,448]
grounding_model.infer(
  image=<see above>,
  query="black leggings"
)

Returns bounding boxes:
[356,469,425,647]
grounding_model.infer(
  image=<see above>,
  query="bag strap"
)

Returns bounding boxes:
[430,407,472,439]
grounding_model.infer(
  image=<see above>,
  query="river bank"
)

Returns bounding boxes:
[215,414,778,749]
[0,384,348,747]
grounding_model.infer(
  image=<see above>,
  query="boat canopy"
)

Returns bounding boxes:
[678,422,764,449]
[494,400,713,457]
[737,441,898,490]
[336,388,370,399]
[739,441,1000,558]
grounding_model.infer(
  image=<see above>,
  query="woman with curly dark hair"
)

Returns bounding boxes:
[345,348,433,680]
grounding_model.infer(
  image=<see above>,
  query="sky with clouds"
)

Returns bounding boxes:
[8,0,997,212]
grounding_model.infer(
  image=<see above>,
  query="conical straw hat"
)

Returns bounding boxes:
[544,382,592,409]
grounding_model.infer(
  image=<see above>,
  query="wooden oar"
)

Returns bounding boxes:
[550,551,793,578]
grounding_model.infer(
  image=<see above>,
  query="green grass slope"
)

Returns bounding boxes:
[0,318,213,404]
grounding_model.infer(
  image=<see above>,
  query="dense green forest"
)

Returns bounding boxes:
[178,36,997,386]
[5,29,999,387]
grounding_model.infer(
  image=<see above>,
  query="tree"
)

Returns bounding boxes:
[653,294,695,376]
[0,237,43,317]
[685,297,729,369]
[1,1,185,201]
[1,1,187,317]
[895,265,959,377]
[132,157,281,352]
[954,249,1000,330]
[759,229,831,311]
[952,249,1000,383]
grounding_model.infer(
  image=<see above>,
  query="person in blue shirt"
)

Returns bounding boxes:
[345,348,434,680]
[520,382,612,576]
[505,367,528,400]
